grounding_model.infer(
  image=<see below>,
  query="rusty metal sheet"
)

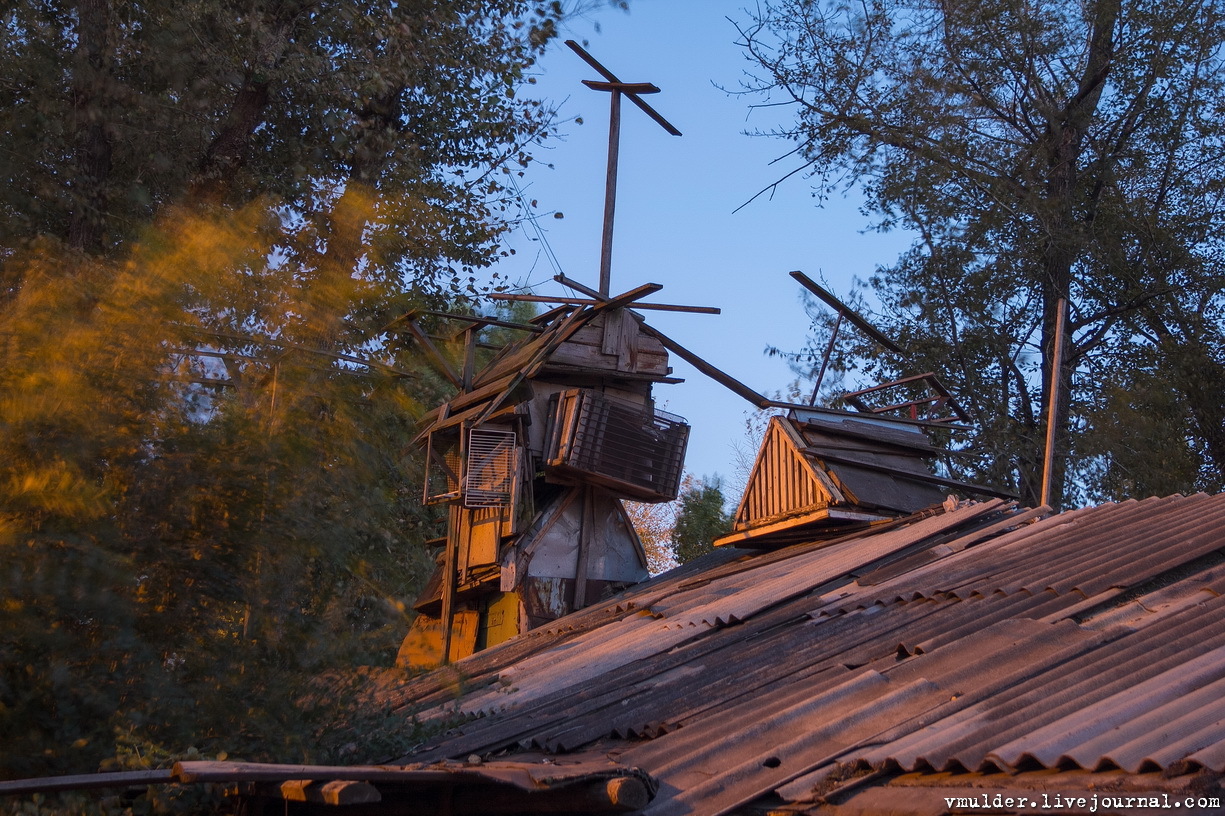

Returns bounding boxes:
[382,493,1225,816]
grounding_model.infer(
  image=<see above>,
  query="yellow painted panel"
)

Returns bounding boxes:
[480,592,521,650]
[394,610,480,670]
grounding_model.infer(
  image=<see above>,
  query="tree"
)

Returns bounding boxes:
[738,0,1225,507]
[1,0,563,292]
[671,476,733,564]
[623,499,679,575]
[0,0,596,782]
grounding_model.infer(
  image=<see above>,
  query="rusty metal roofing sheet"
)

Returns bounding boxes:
[385,493,1225,815]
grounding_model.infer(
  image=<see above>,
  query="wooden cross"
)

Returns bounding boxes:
[566,40,681,297]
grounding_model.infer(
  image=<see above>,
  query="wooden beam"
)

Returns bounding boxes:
[184,327,416,378]
[413,310,544,334]
[489,292,720,315]
[582,80,661,94]
[789,270,904,354]
[639,324,774,408]
[566,40,682,136]
[278,779,382,806]
[440,503,462,664]
[0,770,175,795]
[803,447,1020,499]
[555,273,603,300]
[593,282,663,312]
[402,320,462,389]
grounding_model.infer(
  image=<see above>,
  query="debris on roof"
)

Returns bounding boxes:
[367,492,1225,815]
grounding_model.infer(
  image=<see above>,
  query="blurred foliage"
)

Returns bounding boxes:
[0,200,444,785]
[0,0,621,793]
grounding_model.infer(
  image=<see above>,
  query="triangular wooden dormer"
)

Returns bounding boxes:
[718,410,947,548]
[733,416,841,529]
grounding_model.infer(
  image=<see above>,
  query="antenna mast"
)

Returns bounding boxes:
[565,40,681,296]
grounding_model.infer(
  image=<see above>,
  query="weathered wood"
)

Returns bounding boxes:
[639,324,773,408]
[566,39,682,136]
[416,373,521,431]
[414,310,544,335]
[582,80,661,94]
[549,317,669,376]
[599,83,620,295]
[573,486,595,609]
[735,417,826,531]
[441,503,461,663]
[789,270,904,353]
[0,770,175,795]
[490,292,721,314]
[718,508,834,547]
[276,779,382,806]
[804,447,1020,499]
[402,319,462,388]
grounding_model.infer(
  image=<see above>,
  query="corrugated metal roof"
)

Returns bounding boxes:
[381,493,1225,814]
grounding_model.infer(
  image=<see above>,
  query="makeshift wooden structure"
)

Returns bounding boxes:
[397,43,695,668]
[715,275,1015,548]
[396,284,697,668]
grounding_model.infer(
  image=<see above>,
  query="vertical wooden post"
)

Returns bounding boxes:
[1041,297,1068,509]
[440,503,461,664]
[809,312,844,405]
[566,40,679,297]
[462,326,477,391]
[599,90,622,298]
[573,487,595,610]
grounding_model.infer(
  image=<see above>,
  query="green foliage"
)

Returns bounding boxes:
[0,202,446,782]
[671,476,732,565]
[0,0,566,280]
[0,0,588,785]
[741,0,1225,506]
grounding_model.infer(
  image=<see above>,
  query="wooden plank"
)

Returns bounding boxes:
[401,320,462,388]
[639,324,773,408]
[490,292,721,314]
[0,770,175,795]
[415,310,544,334]
[591,282,663,312]
[416,372,520,430]
[440,503,462,663]
[278,779,382,805]
[803,447,1020,499]
[789,270,904,353]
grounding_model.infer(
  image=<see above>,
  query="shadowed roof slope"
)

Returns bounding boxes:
[377,493,1225,814]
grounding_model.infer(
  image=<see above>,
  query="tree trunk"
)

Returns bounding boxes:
[67,0,114,253]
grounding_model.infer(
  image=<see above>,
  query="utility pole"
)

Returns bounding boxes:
[566,40,680,297]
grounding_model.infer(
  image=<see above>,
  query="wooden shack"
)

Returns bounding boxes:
[397,292,690,668]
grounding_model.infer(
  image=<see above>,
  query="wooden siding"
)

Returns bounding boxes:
[733,417,833,531]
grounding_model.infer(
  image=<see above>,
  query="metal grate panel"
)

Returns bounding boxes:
[546,389,688,502]
[464,428,517,508]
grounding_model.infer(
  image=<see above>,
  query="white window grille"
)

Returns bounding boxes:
[464,428,517,508]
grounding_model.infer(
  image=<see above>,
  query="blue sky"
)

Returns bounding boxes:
[489,1,916,486]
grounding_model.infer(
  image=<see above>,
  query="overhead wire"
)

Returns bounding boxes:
[507,171,566,290]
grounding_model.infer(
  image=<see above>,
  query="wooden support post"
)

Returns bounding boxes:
[573,487,595,610]
[599,88,621,297]
[809,311,843,405]
[462,326,477,391]
[566,40,679,298]
[440,502,461,664]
